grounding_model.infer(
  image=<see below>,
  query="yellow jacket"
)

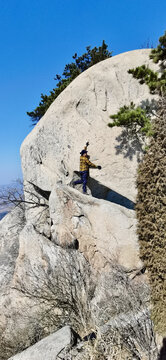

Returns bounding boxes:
[80,156,97,171]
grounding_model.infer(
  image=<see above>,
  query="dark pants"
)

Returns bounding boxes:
[74,171,88,193]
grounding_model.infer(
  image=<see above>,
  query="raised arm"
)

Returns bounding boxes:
[84,141,89,152]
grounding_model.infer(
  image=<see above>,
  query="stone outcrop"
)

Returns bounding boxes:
[21,49,158,200]
[7,321,158,360]
[50,184,139,270]
[0,207,24,291]
[0,49,160,359]
[21,49,159,271]
[8,326,79,360]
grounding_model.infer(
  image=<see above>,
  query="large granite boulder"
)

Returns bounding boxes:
[49,184,140,270]
[0,49,160,359]
[20,49,159,271]
[21,49,158,200]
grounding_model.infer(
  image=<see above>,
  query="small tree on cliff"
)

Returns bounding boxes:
[108,31,166,137]
[27,41,112,124]
[128,31,166,96]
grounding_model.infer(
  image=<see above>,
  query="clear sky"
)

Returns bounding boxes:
[0,0,165,186]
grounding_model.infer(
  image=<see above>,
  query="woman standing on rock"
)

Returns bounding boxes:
[72,142,101,194]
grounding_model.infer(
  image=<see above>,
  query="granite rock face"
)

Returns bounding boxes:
[0,50,160,359]
[21,49,159,270]
[0,207,24,291]
[21,49,158,200]
[49,184,140,270]
[0,221,93,359]
[8,326,78,360]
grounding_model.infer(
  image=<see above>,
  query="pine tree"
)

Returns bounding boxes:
[128,31,166,96]
[27,41,112,124]
[150,31,166,64]
[108,102,152,138]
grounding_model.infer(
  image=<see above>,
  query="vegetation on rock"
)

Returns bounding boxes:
[128,65,166,95]
[108,102,153,138]
[135,32,166,335]
[128,31,166,96]
[27,41,112,124]
[136,95,166,335]
[108,33,166,138]
[1,256,157,360]
[150,31,166,64]
[130,31,166,335]
[2,33,165,358]
[108,30,166,335]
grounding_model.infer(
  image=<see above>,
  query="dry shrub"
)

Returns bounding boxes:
[136,95,166,335]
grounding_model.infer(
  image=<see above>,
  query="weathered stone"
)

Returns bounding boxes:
[8,326,78,360]
[0,207,24,290]
[0,223,93,359]
[50,184,141,270]
[0,50,161,359]
[21,49,159,202]
[20,49,159,271]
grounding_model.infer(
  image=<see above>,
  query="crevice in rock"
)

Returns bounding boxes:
[33,224,52,242]
[28,181,51,201]
[115,69,125,97]
[102,89,108,111]
[92,82,98,106]
[62,239,79,250]
[73,214,84,219]
[76,99,81,108]
[129,266,146,280]
[60,160,69,177]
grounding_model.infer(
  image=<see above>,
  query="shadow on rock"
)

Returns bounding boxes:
[115,128,144,161]
[113,98,158,161]
[73,172,135,210]
[140,98,158,113]
[158,338,166,360]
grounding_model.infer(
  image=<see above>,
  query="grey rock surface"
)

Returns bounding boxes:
[21,49,158,201]
[0,223,93,359]
[20,49,159,270]
[49,184,140,270]
[8,326,77,360]
[0,207,24,291]
[0,50,160,359]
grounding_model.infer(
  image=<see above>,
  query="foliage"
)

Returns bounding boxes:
[136,96,166,335]
[128,65,166,95]
[128,30,166,95]
[27,41,112,124]
[108,32,166,336]
[4,258,157,360]
[108,30,166,145]
[150,31,166,64]
[108,102,153,137]
[127,31,166,335]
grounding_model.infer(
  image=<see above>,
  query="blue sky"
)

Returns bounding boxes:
[0,0,165,186]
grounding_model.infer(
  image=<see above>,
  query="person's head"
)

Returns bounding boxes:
[80,150,88,156]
